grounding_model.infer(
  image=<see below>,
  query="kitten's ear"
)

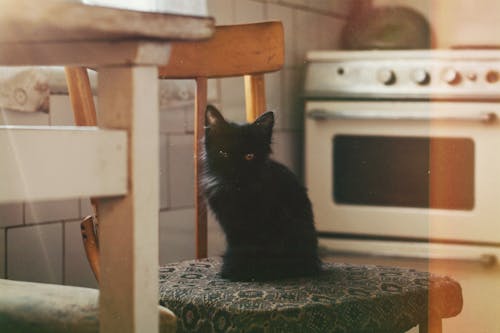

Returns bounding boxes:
[253,111,274,131]
[253,111,274,142]
[205,105,226,127]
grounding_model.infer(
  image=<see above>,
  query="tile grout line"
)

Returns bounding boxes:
[5,219,81,229]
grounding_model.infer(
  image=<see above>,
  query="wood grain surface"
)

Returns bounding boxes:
[0,0,214,43]
[159,22,284,78]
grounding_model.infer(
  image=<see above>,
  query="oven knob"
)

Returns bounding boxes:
[377,68,396,85]
[442,68,461,85]
[411,69,430,85]
[486,70,499,83]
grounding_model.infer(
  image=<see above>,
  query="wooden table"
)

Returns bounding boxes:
[0,1,214,332]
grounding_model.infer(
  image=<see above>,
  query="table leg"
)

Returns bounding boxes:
[97,66,159,333]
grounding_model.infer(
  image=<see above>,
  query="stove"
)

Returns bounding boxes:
[302,49,500,332]
[303,49,500,246]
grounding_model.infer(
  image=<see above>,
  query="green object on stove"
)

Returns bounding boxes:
[342,6,433,50]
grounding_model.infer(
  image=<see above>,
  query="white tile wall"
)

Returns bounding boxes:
[159,208,195,264]
[25,199,80,224]
[281,67,302,130]
[160,134,170,210]
[207,0,235,25]
[80,198,93,218]
[164,79,196,106]
[160,107,187,134]
[49,95,75,125]
[168,135,195,208]
[64,220,98,288]
[48,95,99,126]
[304,0,352,15]
[266,3,295,67]
[294,10,326,65]
[234,0,265,23]
[0,229,5,278]
[271,130,302,175]
[7,223,63,283]
[0,203,23,228]
[219,77,246,123]
[154,0,208,16]
[207,79,220,103]
[184,105,195,134]
[317,14,346,51]
[274,0,307,7]
[207,212,226,257]
[0,109,49,125]
[264,71,283,117]
[373,0,430,20]
[158,209,227,263]
[265,0,352,16]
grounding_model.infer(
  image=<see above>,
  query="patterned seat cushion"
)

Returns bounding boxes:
[159,257,462,333]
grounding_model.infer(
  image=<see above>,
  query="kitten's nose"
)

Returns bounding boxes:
[244,153,255,161]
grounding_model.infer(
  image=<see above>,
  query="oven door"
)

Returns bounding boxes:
[305,100,500,244]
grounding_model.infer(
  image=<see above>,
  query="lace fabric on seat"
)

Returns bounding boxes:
[159,257,462,333]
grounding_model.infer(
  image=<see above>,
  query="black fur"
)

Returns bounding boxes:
[202,105,322,281]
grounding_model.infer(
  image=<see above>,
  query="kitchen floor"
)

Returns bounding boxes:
[322,253,500,333]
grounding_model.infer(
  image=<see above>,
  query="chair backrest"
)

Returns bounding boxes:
[159,22,284,79]
[65,21,285,280]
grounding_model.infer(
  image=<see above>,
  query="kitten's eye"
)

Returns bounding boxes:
[244,153,255,161]
[219,150,229,158]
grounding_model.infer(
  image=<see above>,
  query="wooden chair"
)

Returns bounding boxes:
[67,22,283,273]
[66,22,463,333]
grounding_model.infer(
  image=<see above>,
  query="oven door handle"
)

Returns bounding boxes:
[307,109,498,124]
[322,248,498,268]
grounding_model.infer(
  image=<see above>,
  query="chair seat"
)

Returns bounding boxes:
[159,257,462,333]
[0,279,177,333]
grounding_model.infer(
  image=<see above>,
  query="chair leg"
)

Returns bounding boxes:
[80,216,101,283]
[65,66,103,283]
[65,66,99,214]
[64,66,97,127]
[195,77,208,259]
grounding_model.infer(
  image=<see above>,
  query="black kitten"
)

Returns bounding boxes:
[202,105,321,281]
